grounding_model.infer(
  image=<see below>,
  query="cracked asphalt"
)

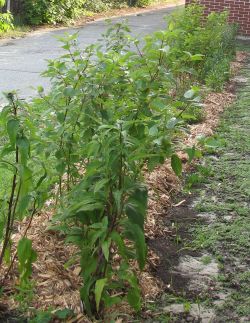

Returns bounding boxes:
[0,4,182,104]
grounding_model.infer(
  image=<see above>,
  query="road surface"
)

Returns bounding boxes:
[0,4,182,104]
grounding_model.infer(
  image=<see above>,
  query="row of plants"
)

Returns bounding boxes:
[2,0,154,26]
[0,4,237,320]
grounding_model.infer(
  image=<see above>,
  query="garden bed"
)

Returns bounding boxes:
[0,4,245,322]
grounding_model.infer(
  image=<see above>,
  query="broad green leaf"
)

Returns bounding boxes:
[125,222,147,270]
[7,119,19,146]
[95,278,107,312]
[148,125,158,136]
[171,154,182,176]
[166,117,178,129]
[19,166,33,200]
[56,161,66,175]
[185,146,196,163]
[184,89,196,99]
[125,186,148,230]
[17,195,32,217]
[17,136,30,165]
[102,239,111,262]
[17,237,37,285]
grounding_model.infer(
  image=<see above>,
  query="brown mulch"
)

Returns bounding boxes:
[0,51,248,321]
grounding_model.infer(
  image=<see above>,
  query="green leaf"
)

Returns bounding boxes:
[110,231,127,259]
[35,163,47,189]
[184,89,196,99]
[95,278,107,312]
[127,287,141,312]
[17,237,37,286]
[168,21,174,31]
[55,160,66,175]
[55,309,74,320]
[185,146,196,163]
[7,119,19,146]
[190,54,204,61]
[19,166,33,200]
[102,239,111,262]
[3,244,11,265]
[166,117,178,129]
[125,186,148,230]
[171,154,182,176]
[148,125,158,136]
[17,195,32,217]
[17,136,30,165]
[80,278,95,317]
[94,178,109,194]
[63,87,76,97]
[125,222,147,270]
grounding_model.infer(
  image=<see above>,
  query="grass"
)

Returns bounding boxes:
[190,54,250,318]
[0,25,30,40]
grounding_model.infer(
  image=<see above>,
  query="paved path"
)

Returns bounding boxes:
[0,4,182,104]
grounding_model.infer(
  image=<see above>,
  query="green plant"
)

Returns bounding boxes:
[30,308,74,322]
[15,238,37,311]
[128,0,152,7]
[26,6,236,317]
[37,25,186,317]
[165,4,237,91]
[0,11,14,32]
[17,238,37,287]
[0,4,237,319]
[0,93,47,276]
[23,0,85,25]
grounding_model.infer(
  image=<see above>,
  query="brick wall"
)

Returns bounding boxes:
[186,0,250,36]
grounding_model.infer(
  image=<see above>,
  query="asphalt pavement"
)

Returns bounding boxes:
[0,4,182,104]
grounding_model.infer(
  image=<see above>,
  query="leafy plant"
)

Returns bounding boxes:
[0,4,237,319]
[17,238,37,287]
[164,4,237,91]
[37,24,184,317]
[0,93,47,274]
[0,11,14,32]
[23,0,85,25]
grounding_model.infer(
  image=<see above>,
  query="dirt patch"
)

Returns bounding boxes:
[147,194,220,301]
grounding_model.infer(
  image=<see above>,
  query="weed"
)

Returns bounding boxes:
[201,255,212,265]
